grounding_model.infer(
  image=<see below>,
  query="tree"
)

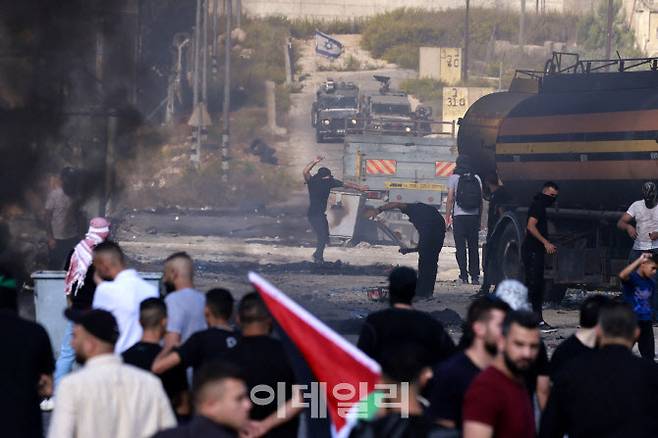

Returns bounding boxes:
[577,0,641,57]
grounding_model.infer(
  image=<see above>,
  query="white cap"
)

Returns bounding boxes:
[495,279,531,311]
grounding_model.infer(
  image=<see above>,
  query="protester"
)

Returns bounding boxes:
[154,361,252,438]
[0,266,55,438]
[303,156,366,263]
[123,298,190,419]
[161,252,207,352]
[428,296,510,430]
[446,155,482,285]
[522,181,559,331]
[617,181,658,262]
[463,311,541,438]
[619,252,658,360]
[45,168,81,269]
[479,173,510,295]
[53,217,110,393]
[548,294,609,380]
[367,202,446,297]
[48,308,176,438]
[153,288,239,376]
[92,240,159,352]
[495,279,551,411]
[224,292,300,438]
[349,343,441,438]
[357,266,455,368]
[540,302,658,438]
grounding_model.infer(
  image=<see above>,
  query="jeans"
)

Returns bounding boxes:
[523,246,545,320]
[637,320,655,361]
[416,231,445,297]
[453,215,480,280]
[308,213,329,260]
[54,321,76,390]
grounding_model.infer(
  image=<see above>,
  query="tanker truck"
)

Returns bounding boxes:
[460,52,658,302]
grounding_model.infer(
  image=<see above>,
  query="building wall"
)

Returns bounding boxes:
[242,0,593,20]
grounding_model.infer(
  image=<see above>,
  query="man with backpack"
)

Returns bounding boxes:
[446,155,483,285]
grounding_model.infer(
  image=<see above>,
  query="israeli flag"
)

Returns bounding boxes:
[315,30,343,59]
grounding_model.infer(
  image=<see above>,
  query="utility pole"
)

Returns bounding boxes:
[222,0,232,183]
[192,0,202,168]
[606,0,614,60]
[463,0,470,82]
[519,0,526,47]
[202,0,208,103]
[236,0,242,29]
[212,0,218,57]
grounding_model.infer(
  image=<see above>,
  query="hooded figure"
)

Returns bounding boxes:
[64,217,110,296]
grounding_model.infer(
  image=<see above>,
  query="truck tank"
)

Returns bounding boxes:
[459,57,658,211]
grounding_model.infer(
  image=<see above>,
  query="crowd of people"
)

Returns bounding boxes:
[2,228,658,437]
[0,165,656,437]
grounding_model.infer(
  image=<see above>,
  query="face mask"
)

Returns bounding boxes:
[644,196,657,209]
[542,194,557,206]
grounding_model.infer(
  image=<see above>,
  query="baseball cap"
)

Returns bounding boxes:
[64,308,120,345]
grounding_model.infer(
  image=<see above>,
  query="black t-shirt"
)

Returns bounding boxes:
[123,341,188,404]
[307,175,343,216]
[224,336,298,438]
[428,351,481,427]
[176,327,240,373]
[523,195,548,253]
[548,335,592,381]
[400,203,446,237]
[0,311,55,438]
[487,187,510,233]
[64,249,98,310]
[525,340,549,395]
[540,345,658,438]
[357,308,456,368]
[350,413,445,438]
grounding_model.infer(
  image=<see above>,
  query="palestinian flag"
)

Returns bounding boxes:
[249,273,381,438]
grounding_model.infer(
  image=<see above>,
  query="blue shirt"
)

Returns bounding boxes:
[622,271,656,321]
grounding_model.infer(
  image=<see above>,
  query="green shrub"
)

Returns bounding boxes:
[400,78,445,102]
[360,7,583,74]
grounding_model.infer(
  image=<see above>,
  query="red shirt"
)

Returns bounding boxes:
[463,366,535,438]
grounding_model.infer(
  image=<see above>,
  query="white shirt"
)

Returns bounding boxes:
[626,200,658,250]
[448,174,482,216]
[48,354,176,438]
[92,269,159,353]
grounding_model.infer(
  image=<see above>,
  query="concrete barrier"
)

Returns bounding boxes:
[31,271,162,357]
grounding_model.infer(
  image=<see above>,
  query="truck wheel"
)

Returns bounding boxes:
[316,132,324,143]
[494,223,523,281]
[312,113,317,127]
[545,281,568,304]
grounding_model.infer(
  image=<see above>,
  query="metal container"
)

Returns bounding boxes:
[31,270,162,357]
[459,66,658,211]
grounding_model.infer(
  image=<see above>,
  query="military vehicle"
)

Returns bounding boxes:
[311,79,360,142]
[361,76,433,137]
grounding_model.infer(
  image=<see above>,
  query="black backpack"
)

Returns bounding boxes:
[456,173,481,210]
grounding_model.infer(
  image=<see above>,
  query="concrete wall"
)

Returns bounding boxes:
[242,0,594,20]
[630,1,658,56]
